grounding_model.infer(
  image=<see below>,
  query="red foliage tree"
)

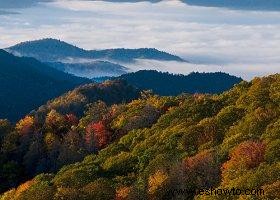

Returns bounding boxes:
[85,120,111,151]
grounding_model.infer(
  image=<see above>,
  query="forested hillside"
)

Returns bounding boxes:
[0,50,90,122]
[116,70,242,95]
[1,74,279,199]
[0,80,139,193]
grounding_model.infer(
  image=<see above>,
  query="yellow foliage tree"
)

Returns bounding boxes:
[148,170,168,195]
[16,116,35,135]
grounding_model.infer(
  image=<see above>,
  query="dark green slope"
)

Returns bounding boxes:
[116,70,243,95]
[0,50,90,121]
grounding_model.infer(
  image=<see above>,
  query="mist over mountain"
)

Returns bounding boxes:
[47,61,129,78]
[6,38,185,78]
[0,49,90,121]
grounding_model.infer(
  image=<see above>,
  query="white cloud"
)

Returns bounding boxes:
[124,59,280,80]
[0,0,279,79]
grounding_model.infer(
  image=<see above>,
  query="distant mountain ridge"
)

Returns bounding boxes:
[6,38,185,78]
[6,38,186,63]
[6,39,87,62]
[113,70,243,95]
[0,49,90,121]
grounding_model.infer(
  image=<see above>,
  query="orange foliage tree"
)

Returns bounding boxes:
[222,140,266,182]
[115,186,131,200]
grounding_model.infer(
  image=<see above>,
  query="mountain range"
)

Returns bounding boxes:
[0,44,242,122]
[6,38,185,78]
[6,38,185,63]
[115,70,243,95]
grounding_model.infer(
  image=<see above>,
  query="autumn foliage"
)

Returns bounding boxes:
[148,170,169,195]
[184,150,220,188]
[1,74,280,199]
[16,116,35,135]
[115,186,131,200]
[222,140,266,182]
[223,140,265,169]
[85,120,111,151]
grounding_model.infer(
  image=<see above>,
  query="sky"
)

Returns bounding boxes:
[0,0,280,79]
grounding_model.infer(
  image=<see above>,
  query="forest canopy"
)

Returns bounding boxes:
[0,74,279,199]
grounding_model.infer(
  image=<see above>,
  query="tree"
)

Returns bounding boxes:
[261,181,280,199]
[81,179,115,200]
[44,132,60,172]
[57,131,85,168]
[85,120,111,151]
[78,101,109,130]
[23,136,45,175]
[16,116,35,135]
[45,110,66,133]
[116,186,131,200]
[222,140,266,182]
[183,150,220,189]
[148,170,169,199]
[0,119,12,145]
[102,152,137,175]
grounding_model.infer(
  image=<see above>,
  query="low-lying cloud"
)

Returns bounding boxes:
[125,59,279,80]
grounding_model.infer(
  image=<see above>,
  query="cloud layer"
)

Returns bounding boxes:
[0,0,53,8]
[0,0,279,79]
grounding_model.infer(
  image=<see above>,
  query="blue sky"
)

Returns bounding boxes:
[0,0,280,79]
